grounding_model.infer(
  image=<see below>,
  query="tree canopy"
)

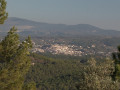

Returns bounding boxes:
[0,0,8,24]
[76,58,119,90]
[112,46,120,81]
[0,27,33,90]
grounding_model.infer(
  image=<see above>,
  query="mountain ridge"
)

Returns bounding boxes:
[0,17,120,37]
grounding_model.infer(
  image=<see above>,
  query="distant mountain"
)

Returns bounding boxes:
[0,17,120,37]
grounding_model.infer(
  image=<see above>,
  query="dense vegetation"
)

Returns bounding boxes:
[76,58,119,90]
[0,0,120,90]
[0,0,8,24]
[0,27,34,90]
[112,46,120,81]
[25,53,83,89]
[24,53,120,90]
[0,1,36,90]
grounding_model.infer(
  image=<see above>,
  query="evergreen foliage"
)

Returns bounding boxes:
[23,82,37,90]
[0,1,35,89]
[25,53,120,90]
[112,45,120,81]
[0,27,33,90]
[25,53,83,90]
[76,58,119,90]
[0,0,8,24]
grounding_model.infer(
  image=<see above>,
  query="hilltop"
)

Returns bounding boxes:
[0,17,120,37]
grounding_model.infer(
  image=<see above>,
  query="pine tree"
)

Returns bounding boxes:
[0,27,33,90]
[76,58,119,90]
[0,26,19,62]
[23,82,37,90]
[112,46,120,81]
[0,0,8,24]
[0,1,36,89]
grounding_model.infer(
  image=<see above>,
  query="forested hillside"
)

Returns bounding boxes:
[24,53,120,90]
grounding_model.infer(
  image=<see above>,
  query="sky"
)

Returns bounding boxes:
[6,0,120,30]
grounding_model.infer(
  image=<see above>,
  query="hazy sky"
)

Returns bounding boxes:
[6,0,120,30]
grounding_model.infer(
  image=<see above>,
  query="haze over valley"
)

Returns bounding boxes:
[0,17,119,58]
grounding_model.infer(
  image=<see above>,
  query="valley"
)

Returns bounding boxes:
[31,37,119,58]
